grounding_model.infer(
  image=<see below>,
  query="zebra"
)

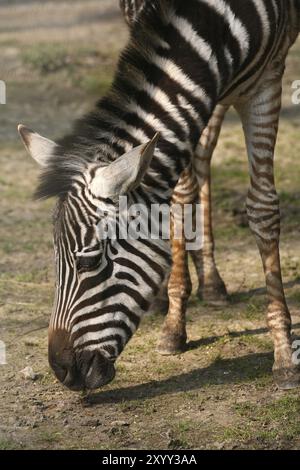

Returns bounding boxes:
[19,0,300,391]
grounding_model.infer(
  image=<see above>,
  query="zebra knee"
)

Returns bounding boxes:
[246,187,280,242]
[168,272,192,303]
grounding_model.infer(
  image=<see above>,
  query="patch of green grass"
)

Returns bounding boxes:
[39,371,55,386]
[141,401,158,416]
[218,299,266,323]
[0,38,19,48]
[21,43,115,97]
[168,436,191,450]
[222,424,253,442]
[263,395,300,424]
[38,431,62,445]
[244,301,265,320]
[253,374,273,389]
[177,420,192,434]
[235,332,272,351]
[279,191,300,204]
[214,223,245,242]
[93,444,113,450]
[13,269,49,283]
[22,44,71,74]
[118,399,143,413]
[289,290,300,303]
[215,168,248,186]
[223,395,300,448]
[211,353,224,366]
[0,439,23,450]
[0,231,52,255]
[0,241,15,254]
[218,309,236,321]
[79,72,112,96]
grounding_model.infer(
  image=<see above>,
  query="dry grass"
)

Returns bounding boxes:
[0,1,300,450]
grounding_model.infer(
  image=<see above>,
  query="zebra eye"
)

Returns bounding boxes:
[76,251,102,272]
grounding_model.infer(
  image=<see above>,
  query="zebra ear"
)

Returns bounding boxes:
[90,133,160,198]
[18,124,58,167]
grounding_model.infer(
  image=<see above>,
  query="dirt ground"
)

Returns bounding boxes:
[1,1,300,450]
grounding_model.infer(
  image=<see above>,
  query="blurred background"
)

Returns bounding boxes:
[0,0,128,141]
[1,0,300,450]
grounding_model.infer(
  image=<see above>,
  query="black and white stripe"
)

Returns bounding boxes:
[119,0,145,25]
[39,0,299,362]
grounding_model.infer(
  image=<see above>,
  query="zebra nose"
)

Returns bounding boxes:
[48,329,115,391]
[75,349,116,390]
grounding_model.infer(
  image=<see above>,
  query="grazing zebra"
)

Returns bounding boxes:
[19,0,300,391]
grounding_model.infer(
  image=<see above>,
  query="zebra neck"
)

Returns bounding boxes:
[94,16,220,204]
[290,0,300,39]
[50,0,289,206]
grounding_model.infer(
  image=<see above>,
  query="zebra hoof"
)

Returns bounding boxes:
[273,366,300,390]
[156,333,187,356]
[197,283,228,306]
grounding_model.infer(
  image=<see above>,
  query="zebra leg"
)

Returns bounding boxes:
[154,105,228,321]
[191,104,229,303]
[156,167,196,355]
[235,77,300,390]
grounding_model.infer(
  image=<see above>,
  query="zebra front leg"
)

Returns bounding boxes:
[153,105,228,314]
[236,78,300,390]
[156,232,191,355]
[191,104,228,303]
[156,168,194,355]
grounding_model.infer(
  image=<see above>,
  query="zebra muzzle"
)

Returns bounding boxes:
[48,329,116,391]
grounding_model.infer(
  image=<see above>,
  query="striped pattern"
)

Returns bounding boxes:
[119,0,229,312]
[119,0,145,25]
[39,0,300,389]
[51,187,170,360]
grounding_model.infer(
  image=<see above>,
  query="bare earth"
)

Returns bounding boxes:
[1,1,300,450]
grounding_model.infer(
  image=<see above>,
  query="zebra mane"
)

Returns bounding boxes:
[34,0,166,201]
[34,120,115,201]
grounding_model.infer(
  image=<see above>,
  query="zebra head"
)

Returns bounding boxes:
[18,125,168,391]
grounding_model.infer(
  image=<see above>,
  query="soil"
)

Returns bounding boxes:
[1,1,300,450]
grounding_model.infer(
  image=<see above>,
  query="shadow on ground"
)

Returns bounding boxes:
[229,277,300,301]
[85,352,274,406]
[187,323,300,351]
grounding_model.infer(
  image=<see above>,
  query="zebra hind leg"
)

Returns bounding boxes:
[154,105,228,326]
[236,76,300,390]
[191,104,229,304]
